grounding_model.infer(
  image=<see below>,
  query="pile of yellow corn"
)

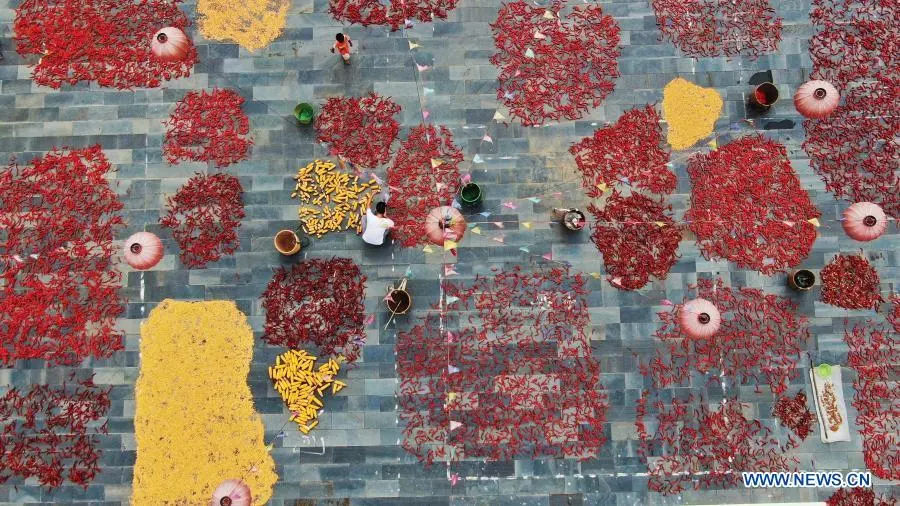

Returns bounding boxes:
[291,159,381,238]
[268,349,346,434]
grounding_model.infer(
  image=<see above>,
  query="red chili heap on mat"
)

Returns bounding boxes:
[163,89,252,168]
[261,258,367,363]
[570,105,675,197]
[387,124,463,247]
[315,93,401,169]
[0,146,124,366]
[491,0,620,126]
[650,0,782,58]
[160,173,245,269]
[644,278,810,396]
[14,0,196,89]
[588,192,681,290]
[686,135,820,275]
[0,377,111,489]
[844,323,899,481]
[636,393,798,495]
[328,0,459,30]
[820,254,884,310]
[397,266,608,464]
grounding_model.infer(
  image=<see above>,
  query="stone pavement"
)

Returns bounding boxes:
[0,0,898,504]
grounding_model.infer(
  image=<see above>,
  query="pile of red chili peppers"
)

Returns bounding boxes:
[261,258,367,363]
[646,278,811,396]
[159,172,245,269]
[163,89,252,168]
[826,487,897,506]
[685,135,820,275]
[820,254,884,310]
[0,376,111,488]
[491,0,620,126]
[772,391,815,442]
[571,105,680,290]
[14,0,196,89]
[844,322,898,480]
[0,146,125,366]
[650,0,782,58]
[804,0,898,217]
[328,0,459,30]
[570,105,676,197]
[635,393,798,494]
[387,124,463,247]
[588,192,681,290]
[315,93,401,169]
[397,266,608,464]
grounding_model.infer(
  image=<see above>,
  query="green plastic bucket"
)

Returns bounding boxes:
[459,182,482,206]
[294,103,315,125]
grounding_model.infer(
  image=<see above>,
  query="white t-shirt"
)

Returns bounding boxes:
[361,209,394,245]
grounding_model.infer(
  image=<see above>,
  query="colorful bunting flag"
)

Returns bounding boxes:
[522,222,532,229]
[524,48,535,59]
[482,134,493,144]
[492,236,505,243]
[444,240,457,250]
[807,218,821,227]
[431,158,443,168]
[472,154,484,164]
[502,201,517,209]
[527,197,541,203]
[493,111,505,121]
[471,226,482,234]
[493,221,505,229]
[423,245,434,253]
[409,41,420,49]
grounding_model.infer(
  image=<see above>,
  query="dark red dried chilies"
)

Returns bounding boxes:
[159,172,245,269]
[0,377,111,489]
[820,254,884,310]
[398,266,608,465]
[261,258,367,363]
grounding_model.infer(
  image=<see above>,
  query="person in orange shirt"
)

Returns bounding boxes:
[331,33,353,64]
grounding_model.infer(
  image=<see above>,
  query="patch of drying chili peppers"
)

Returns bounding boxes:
[820,254,884,310]
[685,135,821,275]
[490,0,620,126]
[387,124,463,247]
[0,146,125,366]
[772,391,816,442]
[328,0,459,30]
[14,0,196,89]
[315,93,401,169]
[397,266,608,465]
[159,172,245,269]
[635,392,799,495]
[808,0,895,89]
[650,0,782,58]
[843,322,898,480]
[588,191,681,290]
[802,77,899,218]
[0,376,111,489]
[261,258,366,363]
[826,487,897,506]
[570,105,675,197]
[163,89,252,169]
[644,278,811,396]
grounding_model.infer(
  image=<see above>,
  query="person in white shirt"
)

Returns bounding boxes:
[360,201,394,245]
